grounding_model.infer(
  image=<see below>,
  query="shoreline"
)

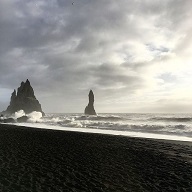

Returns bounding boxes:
[0,123,192,191]
[7,122,192,144]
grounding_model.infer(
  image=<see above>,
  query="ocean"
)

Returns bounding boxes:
[10,111,192,142]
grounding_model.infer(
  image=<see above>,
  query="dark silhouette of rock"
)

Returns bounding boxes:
[3,118,15,123]
[17,116,29,123]
[4,79,45,116]
[84,90,96,115]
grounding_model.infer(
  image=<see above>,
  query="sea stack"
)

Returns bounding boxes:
[84,90,96,115]
[4,79,45,116]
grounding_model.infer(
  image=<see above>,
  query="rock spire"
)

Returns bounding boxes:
[84,90,96,115]
[4,79,44,116]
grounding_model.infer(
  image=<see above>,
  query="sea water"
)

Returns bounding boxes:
[10,112,192,142]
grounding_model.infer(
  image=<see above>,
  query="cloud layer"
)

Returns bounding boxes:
[0,0,192,113]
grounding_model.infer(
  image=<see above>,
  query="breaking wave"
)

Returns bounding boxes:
[11,110,43,122]
[32,113,192,137]
[151,117,192,122]
[5,112,192,140]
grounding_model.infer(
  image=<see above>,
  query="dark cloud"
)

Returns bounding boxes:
[0,0,191,112]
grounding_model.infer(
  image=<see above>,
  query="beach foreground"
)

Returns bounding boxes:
[0,124,192,192]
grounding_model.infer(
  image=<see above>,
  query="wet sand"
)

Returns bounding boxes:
[0,124,192,192]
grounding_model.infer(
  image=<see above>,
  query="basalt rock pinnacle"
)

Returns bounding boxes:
[84,90,96,115]
[4,79,44,116]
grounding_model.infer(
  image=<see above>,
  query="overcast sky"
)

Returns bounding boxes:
[0,0,192,113]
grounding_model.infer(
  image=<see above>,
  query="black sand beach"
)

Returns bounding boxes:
[0,124,192,192]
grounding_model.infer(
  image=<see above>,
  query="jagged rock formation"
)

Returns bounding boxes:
[4,79,45,116]
[3,118,15,123]
[17,116,29,123]
[84,90,96,115]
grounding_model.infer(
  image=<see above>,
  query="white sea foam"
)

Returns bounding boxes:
[13,110,25,119]
[13,122,192,142]
[27,111,43,122]
[12,110,43,122]
[0,116,4,120]
[8,113,192,142]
